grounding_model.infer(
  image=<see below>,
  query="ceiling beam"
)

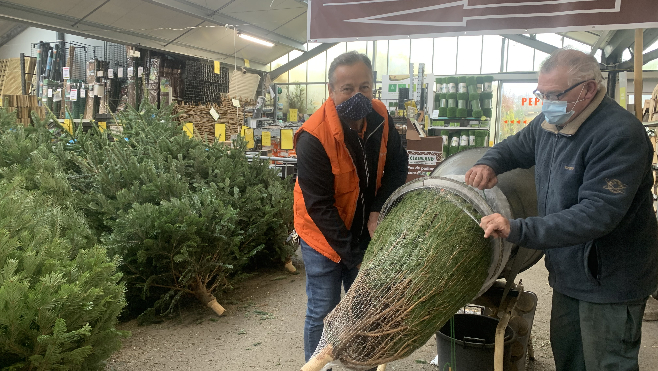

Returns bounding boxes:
[617,48,658,70]
[0,1,269,65]
[638,28,658,52]
[560,31,600,46]
[505,34,558,55]
[143,0,305,51]
[270,43,337,80]
[0,22,27,48]
[605,29,636,60]
[590,30,613,56]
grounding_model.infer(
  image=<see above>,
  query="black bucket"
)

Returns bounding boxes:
[436,314,515,371]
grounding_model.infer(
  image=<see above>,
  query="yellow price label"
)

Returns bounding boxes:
[288,109,298,122]
[183,122,194,138]
[281,129,294,150]
[261,131,271,147]
[245,128,254,149]
[214,61,221,74]
[215,123,226,142]
[244,59,250,68]
[98,121,106,132]
[62,119,73,134]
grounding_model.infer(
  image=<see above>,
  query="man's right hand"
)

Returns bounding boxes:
[465,165,498,190]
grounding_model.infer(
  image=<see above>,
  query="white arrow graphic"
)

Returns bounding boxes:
[323,0,622,27]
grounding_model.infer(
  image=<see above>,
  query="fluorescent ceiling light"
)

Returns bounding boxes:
[238,33,274,47]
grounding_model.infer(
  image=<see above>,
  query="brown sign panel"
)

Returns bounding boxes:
[309,0,658,42]
[406,125,443,181]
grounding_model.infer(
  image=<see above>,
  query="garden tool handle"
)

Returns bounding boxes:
[300,345,334,371]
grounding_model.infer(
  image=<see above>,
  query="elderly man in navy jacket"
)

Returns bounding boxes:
[466,48,658,371]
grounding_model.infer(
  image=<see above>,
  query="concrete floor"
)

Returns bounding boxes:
[108,254,658,371]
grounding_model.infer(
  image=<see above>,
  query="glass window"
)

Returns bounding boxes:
[388,38,411,75]
[307,42,322,51]
[347,41,367,54]
[271,54,288,83]
[375,40,388,77]
[506,40,534,72]
[366,41,374,60]
[534,50,550,71]
[306,84,326,114]
[481,35,503,74]
[326,42,348,67]
[562,37,591,53]
[644,59,658,70]
[289,50,306,83]
[622,49,632,62]
[535,33,563,48]
[286,84,306,115]
[499,82,541,141]
[433,37,457,75]
[411,38,434,74]
[307,50,327,83]
[457,36,483,74]
[643,39,658,70]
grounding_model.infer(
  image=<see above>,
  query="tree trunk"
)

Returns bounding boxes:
[194,280,225,316]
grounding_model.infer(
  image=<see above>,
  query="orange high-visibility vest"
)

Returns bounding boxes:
[293,98,390,263]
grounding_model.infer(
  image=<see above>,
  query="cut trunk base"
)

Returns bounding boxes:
[194,282,225,316]
[301,345,334,371]
[207,298,226,316]
[284,259,297,273]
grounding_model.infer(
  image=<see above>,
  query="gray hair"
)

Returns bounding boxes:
[539,48,604,89]
[328,51,373,87]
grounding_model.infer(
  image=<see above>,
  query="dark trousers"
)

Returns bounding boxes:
[550,290,648,371]
[301,239,359,363]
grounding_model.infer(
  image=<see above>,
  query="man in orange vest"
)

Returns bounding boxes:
[294,51,408,365]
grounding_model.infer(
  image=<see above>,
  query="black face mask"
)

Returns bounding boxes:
[335,93,373,121]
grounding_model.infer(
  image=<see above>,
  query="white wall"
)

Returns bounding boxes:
[0,27,107,60]
[0,27,55,59]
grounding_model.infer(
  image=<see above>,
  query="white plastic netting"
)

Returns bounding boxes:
[310,187,492,370]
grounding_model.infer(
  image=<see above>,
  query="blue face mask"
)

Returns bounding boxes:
[542,100,574,126]
[541,84,586,126]
[335,92,372,122]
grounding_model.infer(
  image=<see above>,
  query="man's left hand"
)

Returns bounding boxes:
[367,212,380,238]
[480,213,510,239]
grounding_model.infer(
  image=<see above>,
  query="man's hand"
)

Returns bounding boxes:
[367,212,380,238]
[480,213,511,239]
[465,165,498,190]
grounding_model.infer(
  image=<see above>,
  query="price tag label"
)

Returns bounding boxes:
[108,69,114,78]
[118,68,124,78]
[47,88,53,98]
[80,89,86,98]
[137,67,143,78]
[232,99,240,108]
[262,131,271,147]
[62,67,70,80]
[96,71,104,77]
[214,61,220,74]
[53,89,62,102]
[70,89,78,101]
[127,67,134,77]
[210,107,220,121]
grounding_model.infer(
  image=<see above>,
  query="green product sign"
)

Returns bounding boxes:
[388,84,398,92]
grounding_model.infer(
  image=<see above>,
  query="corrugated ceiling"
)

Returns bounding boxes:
[0,0,308,68]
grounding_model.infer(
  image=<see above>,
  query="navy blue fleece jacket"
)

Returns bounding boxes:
[476,89,658,303]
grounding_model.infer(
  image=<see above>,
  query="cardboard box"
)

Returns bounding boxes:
[406,119,443,182]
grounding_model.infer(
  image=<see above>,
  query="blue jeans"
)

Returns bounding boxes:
[301,238,359,362]
[550,290,648,371]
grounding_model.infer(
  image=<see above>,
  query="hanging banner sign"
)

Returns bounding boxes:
[308,0,658,42]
